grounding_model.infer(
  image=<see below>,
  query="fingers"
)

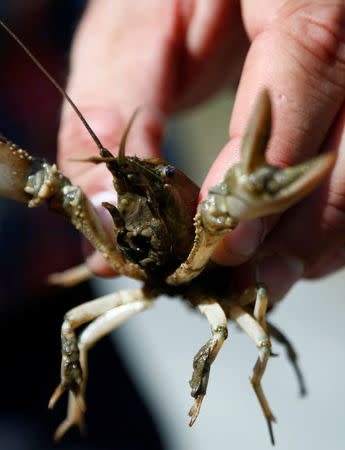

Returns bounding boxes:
[58,0,248,189]
[233,0,345,166]
[253,102,345,300]
[57,0,248,277]
[204,0,345,267]
[234,101,345,301]
[57,0,248,190]
[57,0,183,191]
[57,0,181,276]
[173,0,249,109]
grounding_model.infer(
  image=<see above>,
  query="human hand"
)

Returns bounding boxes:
[57,0,248,275]
[57,0,345,301]
[206,0,345,301]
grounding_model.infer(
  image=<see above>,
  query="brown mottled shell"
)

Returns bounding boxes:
[105,155,200,277]
[148,159,200,267]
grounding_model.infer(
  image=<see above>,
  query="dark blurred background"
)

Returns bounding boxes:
[0,0,86,305]
[0,2,164,448]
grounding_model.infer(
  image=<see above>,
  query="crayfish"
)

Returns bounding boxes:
[0,20,336,445]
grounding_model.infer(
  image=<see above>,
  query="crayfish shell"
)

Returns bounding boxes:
[0,135,34,203]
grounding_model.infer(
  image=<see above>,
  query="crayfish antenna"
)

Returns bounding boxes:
[117,107,142,163]
[0,20,107,157]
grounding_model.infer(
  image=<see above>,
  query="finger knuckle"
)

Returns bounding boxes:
[282,3,345,86]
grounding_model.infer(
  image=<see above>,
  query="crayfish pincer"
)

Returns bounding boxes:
[0,20,336,445]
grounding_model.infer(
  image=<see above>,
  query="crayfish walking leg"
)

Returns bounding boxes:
[227,286,276,445]
[188,301,228,426]
[49,287,155,440]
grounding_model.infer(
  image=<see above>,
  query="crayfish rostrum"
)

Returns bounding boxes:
[0,20,336,445]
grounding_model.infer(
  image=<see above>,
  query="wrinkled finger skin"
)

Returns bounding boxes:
[58,0,248,188]
[58,0,345,299]
[58,0,248,275]
[211,0,345,301]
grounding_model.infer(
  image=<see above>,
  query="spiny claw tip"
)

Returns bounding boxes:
[54,420,71,442]
[267,419,275,446]
[48,384,66,409]
[53,417,87,442]
[188,396,204,426]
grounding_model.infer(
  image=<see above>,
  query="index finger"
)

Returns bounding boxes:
[204,0,345,266]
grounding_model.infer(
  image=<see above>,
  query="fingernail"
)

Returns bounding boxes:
[257,254,305,301]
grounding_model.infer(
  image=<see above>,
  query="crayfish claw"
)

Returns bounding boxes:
[49,382,86,410]
[200,89,336,228]
[54,416,86,442]
[48,384,67,410]
[188,395,204,427]
[53,392,87,442]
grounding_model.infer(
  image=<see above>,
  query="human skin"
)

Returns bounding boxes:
[57,0,345,301]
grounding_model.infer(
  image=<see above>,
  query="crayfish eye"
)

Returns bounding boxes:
[165,166,175,178]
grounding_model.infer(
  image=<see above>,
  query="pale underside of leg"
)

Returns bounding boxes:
[47,263,93,287]
[227,287,276,445]
[189,300,228,426]
[237,286,307,397]
[51,287,155,441]
[64,287,154,328]
[166,213,232,286]
[253,285,268,328]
